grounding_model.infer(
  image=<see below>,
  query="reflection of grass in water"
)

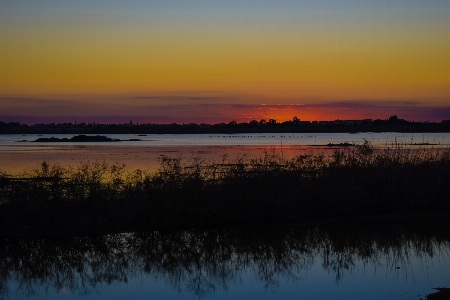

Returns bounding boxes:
[0,141,450,237]
[0,220,449,298]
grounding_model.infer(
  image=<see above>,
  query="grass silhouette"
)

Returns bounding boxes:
[1,141,449,237]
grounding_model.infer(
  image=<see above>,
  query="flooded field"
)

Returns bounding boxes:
[1,133,450,299]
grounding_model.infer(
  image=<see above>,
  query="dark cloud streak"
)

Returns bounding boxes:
[0,97,448,124]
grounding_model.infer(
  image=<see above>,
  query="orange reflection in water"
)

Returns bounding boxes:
[0,145,332,175]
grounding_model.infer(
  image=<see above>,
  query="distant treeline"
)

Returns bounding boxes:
[1,142,450,237]
[1,117,450,134]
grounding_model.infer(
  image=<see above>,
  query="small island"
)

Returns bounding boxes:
[326,142,355,147]
[34,135,141,142]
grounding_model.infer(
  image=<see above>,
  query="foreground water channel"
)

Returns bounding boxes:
[1,219,449,300]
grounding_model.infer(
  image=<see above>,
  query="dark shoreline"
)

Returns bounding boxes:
[426,288,450,300]
[2,123,450,135]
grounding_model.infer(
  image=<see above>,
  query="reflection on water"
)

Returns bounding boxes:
[1,220,450,299]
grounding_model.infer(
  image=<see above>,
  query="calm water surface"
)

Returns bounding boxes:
[1,221,449,300]
[1,132,450,150]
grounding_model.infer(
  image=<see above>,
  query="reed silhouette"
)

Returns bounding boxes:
[0,142,449,237]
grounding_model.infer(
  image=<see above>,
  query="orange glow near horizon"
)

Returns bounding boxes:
[0,2,449,122]
[216,105,373,123]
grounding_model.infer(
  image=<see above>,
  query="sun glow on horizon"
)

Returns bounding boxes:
[0,1,449,121]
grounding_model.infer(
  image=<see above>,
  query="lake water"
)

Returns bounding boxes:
[1,133,449,299]
[1,132,449,173]
[1,220,449,300]
[1,132,450,149]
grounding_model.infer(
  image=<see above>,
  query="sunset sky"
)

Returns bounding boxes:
[1,0,449,124]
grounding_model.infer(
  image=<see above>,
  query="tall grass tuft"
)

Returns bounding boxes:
[1,142,449,237]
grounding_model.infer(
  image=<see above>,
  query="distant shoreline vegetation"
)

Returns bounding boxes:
[1,142,450,238]
[1,115,450,134]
